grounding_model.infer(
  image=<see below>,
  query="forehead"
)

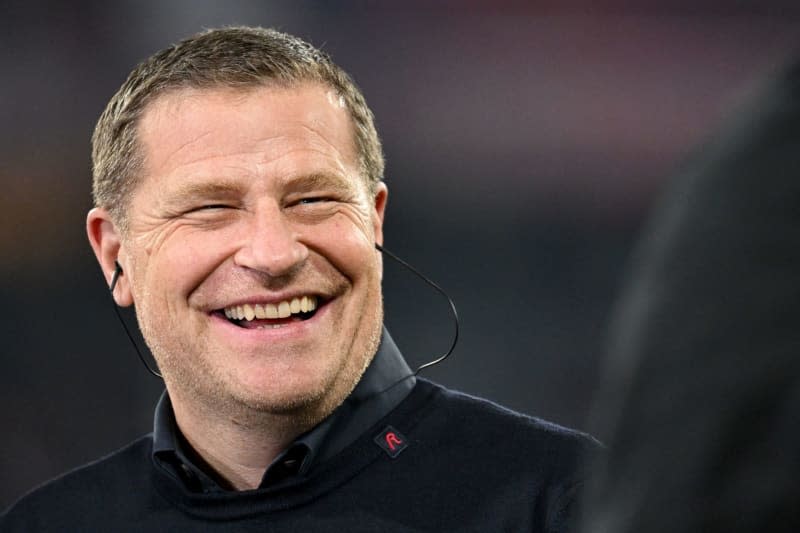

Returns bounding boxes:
[135,83,361,194]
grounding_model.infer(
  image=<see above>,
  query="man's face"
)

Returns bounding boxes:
[97,83,387,419]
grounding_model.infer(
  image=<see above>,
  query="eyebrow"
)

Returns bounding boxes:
[279,172,357,195]
[165,180,246,203]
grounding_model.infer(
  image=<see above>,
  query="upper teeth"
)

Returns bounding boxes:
[224,296,318,321]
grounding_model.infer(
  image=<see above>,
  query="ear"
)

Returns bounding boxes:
[372,182,388,246]
[87,208,134,306]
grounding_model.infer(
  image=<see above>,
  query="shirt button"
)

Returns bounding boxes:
[180,463,197,481]
[179,464,203,491]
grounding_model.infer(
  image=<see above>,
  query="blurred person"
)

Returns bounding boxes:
[2,27,597,532]
[581,56,800,532]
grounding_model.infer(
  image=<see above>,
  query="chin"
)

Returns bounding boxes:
[229,374,335,414]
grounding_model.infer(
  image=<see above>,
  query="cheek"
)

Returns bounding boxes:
[145,228,237,298]
[305,218,379,279]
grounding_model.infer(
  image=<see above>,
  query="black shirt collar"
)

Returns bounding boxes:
[152,328,414,492]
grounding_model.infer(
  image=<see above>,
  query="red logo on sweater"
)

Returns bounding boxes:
[385,432,403,451]
[374,426,408,458]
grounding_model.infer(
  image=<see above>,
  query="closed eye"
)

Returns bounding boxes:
[178,204,238,218]
[193,204,234,211]
[297,197,332,205]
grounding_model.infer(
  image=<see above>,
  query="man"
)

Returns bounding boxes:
[2,27,596,532]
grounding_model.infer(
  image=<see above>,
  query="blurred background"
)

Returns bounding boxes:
[2,0,799,509]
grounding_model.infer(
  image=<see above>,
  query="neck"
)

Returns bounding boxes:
[169,391,320,491]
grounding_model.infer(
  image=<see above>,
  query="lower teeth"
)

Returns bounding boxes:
[225,309,316,328]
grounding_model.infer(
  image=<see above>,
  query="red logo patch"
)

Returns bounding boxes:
[374,425,408,458]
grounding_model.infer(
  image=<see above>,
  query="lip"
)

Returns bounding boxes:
[208,294,333,343]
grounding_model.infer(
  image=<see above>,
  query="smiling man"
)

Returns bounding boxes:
[2,27,597,532]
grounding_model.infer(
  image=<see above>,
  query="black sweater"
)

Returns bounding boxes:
[2,380,597,532]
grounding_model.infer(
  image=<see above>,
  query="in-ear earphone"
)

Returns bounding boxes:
[110,261,123,293]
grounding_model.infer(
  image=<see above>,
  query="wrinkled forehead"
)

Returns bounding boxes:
[138,81,351,146]
[132,83,365,198]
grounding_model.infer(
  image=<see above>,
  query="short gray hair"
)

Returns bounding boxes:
[91,26,385,229]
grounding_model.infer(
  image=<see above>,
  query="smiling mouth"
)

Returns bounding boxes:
[218,296,320,329]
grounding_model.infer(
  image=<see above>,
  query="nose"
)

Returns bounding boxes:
[233,202,308,277]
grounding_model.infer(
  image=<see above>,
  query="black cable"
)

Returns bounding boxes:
[107,247,459,382]
[109,262,163,378]
[374,243,459,376]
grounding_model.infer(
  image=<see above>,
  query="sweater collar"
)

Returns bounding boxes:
[152,327,414,492]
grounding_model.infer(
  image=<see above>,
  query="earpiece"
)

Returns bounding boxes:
[110,261,123,293]
[105,260,164,378]
[106,246,455,383]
